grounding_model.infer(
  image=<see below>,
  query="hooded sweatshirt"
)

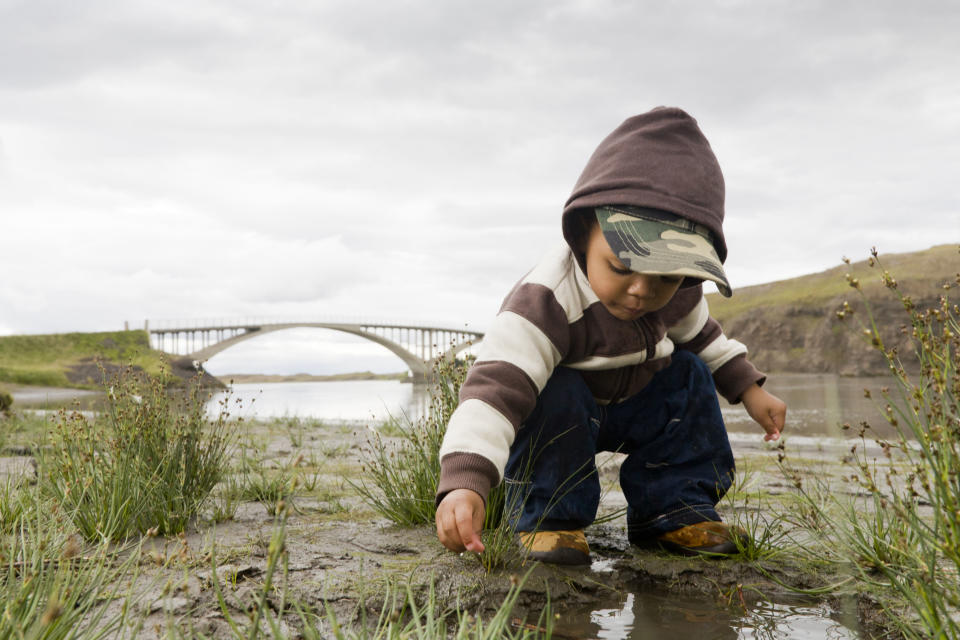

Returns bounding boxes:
[437,107,763,504]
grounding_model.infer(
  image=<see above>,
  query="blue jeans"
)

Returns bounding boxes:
[504,351,735,543]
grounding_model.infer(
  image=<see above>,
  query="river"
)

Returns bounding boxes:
[203,372,897,439]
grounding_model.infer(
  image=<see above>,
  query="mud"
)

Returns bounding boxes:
[114,425,899,639]
[1,415,899,638]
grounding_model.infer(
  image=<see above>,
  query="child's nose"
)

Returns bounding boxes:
[627,274,658,298]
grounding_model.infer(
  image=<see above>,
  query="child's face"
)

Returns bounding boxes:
[584,225,683,321]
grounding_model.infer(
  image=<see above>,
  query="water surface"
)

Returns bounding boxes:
[555,588,860,639]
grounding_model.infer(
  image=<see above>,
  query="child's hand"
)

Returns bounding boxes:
[740,384,787,442]
[436,488,486,553]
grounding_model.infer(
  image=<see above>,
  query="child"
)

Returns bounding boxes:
[435,107,787,564]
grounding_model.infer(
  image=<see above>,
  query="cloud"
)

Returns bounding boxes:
[1,0,957,370]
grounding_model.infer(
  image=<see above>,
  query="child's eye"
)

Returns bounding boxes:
[660,275,683,284]
[608,262,633,276]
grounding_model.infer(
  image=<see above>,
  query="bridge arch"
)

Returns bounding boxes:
[149,320,483,382]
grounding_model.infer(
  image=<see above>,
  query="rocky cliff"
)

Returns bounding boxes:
[707,245,958,376]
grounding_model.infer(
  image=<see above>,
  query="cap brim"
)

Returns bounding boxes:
[596,206,733,297]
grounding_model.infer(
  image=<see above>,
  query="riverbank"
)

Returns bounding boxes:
[0,408,899,638]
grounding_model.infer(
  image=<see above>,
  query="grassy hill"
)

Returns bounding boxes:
[706,244,959,375]
[0,330,205,389]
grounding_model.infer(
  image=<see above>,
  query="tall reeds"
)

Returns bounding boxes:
[37,365,236,542]
[787,248,960,638]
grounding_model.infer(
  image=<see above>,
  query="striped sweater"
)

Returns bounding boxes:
[436,244,764,504]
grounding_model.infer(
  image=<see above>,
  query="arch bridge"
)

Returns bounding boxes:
[145,318,483,382]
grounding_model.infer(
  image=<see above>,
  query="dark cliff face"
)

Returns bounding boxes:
[65,356,225,389]
[718,294,938,377]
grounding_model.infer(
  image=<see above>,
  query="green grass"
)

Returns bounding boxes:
[0,489,141,639]
[0,330,170,388]
[705,243,958,323]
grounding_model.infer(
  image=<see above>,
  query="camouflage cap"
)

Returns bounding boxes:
[595,205,732,297]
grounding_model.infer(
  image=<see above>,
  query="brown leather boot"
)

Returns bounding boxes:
[656,521,748,556]
[517,529,591,565]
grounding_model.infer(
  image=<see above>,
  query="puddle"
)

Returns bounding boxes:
[544,590,860,639]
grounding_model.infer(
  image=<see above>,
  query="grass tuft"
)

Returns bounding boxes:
[354,358,507,529]
[0,491,140,638]
[37,364,236,541]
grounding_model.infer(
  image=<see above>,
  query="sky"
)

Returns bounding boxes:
[1,0,958,375]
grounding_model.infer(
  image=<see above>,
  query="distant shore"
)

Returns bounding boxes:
[219,371,409,384]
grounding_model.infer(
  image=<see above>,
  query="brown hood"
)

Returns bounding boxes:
[562,107,727,263]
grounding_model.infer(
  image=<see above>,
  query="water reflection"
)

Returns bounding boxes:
[553,589,859,639]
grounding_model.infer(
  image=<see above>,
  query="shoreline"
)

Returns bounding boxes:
[216,371,409,384]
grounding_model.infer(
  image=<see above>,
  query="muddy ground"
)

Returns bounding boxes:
[1,400,899,639]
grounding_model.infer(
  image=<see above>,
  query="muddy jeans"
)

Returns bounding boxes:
[504,350,735,543]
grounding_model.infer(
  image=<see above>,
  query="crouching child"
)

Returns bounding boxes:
[435,107,787,563]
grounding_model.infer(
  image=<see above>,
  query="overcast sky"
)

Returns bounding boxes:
[1,0,958,375]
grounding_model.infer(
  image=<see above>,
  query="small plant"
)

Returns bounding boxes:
[0,389,12,415]
[719,463,793,562]
[38,364,236,541]
[205,474,245,523]
[238,450,303,511]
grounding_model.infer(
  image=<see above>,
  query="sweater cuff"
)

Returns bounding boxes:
[713,354,766,404]
[436,452,500,506]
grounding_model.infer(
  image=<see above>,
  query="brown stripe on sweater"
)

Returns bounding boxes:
[676,316,723,352]
[654,284,702,326]
[437,452,500,504]
[566,302,648,361]
[500,282,571,356]
[713,355,766,404]
[579,357,670,403]
[459,360,539,429]
[565,289,704,362]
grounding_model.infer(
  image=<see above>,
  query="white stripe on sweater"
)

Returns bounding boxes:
[439,398,515,482]
[522,245,597,323]
[476,311,561,391]
[697,335,748,372]
[565,334,676,370]
[667,297,709,344]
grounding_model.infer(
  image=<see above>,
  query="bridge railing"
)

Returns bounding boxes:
[146,316,484,335]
